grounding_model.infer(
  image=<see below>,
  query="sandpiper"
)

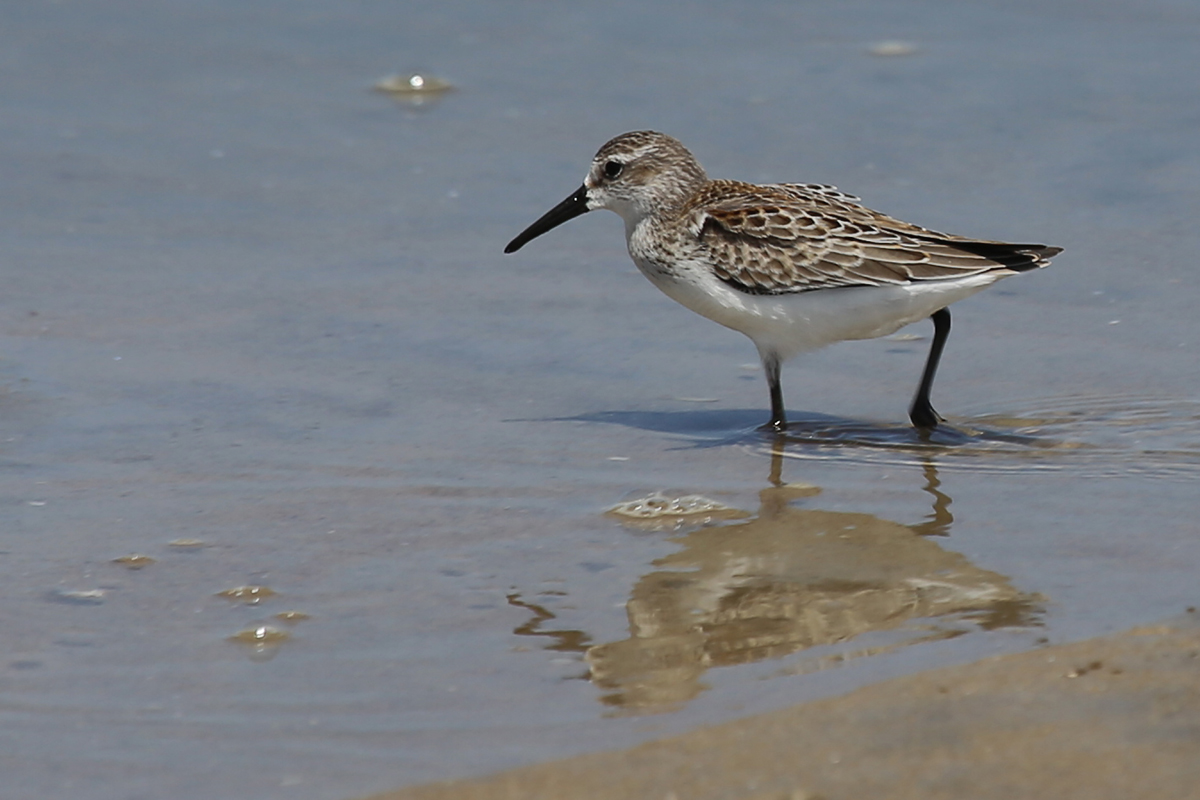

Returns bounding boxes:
[505,131,1061,431]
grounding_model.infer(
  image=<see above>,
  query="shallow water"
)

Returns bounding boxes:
[2,1,1199,798]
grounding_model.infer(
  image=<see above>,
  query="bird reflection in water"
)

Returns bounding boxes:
[509,441,1043,715]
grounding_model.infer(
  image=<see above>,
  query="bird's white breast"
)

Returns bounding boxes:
[626,219,1008,362]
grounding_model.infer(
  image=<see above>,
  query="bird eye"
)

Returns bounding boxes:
[603,160,623,180]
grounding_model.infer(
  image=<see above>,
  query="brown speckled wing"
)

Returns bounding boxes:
[689,181,1061,295]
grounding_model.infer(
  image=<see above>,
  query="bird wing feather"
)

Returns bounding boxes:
[686,181,1059,295]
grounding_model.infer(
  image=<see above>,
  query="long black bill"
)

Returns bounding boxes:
[504,185,590,253]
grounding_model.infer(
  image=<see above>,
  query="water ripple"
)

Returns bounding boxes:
[750,393,1200,479]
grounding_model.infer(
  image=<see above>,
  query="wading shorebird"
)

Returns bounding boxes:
[504,131,1061,431]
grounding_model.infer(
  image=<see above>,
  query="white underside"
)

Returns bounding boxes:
[631,251,1009,363]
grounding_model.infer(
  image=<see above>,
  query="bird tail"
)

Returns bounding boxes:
[946,242,1063,273]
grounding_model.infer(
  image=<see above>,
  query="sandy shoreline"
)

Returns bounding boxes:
[369,614,1200,800]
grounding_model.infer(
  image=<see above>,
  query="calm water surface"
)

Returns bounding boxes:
[1,1,1198,798]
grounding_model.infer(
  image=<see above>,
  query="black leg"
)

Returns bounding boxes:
[761,354,787,431]
[909,307,951,429]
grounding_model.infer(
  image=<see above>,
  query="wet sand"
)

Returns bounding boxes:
[374,615,1200,800]
[4,1,1200,798]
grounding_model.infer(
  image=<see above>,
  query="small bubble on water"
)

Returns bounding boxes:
[113,554,156,570]
[47,589,106,605]
[229,625,290,644]
[216,585,276,604]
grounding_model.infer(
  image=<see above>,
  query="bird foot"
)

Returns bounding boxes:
[909,405,943,430]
